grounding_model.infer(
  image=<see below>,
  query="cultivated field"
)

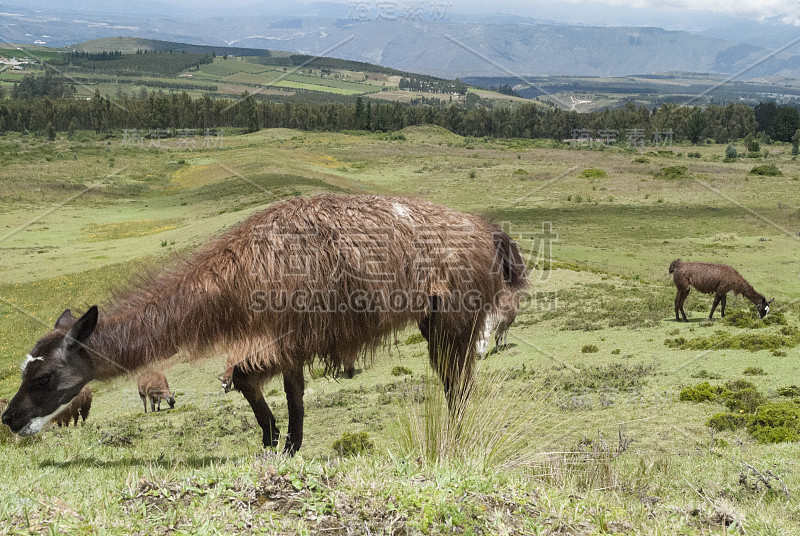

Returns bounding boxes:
[1,126,799,534]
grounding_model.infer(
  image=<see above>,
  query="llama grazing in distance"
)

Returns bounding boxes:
[476,290,520,359]
[1,195,526,454]
[137,371,176,412]
[53,386,92,427]
[670,259,773,321]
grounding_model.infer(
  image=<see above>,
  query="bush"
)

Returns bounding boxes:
[749,164,782,176]
[687,152,701,158]
[581,344,599,353]
[679,382,725,403]
[632,156,649,163]
[580,168,607,179]
[653,165,688,180]
[743,366,766,376]
[707,412,749,431]
[777,386,800,398]
[404,333,425,345]
[725,145,738,159]
[747,401,800,443]
[725,387,766,413]
[391,366,413,377]
[332,431,375,456]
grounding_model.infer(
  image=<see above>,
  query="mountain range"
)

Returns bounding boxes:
[3,2,800,79]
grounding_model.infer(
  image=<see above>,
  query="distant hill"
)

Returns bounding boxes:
[65,37,273,57]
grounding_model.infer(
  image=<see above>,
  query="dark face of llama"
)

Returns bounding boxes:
[168,394,176,409]
[1,307,97,436]
[758,298,775,319]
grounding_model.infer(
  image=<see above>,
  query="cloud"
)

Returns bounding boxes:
[533,0,799,24]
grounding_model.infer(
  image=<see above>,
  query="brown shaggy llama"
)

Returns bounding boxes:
[137,371,176,412]
[1,195,526,454]
[53,386,92,427]
[670,259,773,321]
[476,289,520,358]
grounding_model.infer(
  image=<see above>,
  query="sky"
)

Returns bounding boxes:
[171,0,799,25]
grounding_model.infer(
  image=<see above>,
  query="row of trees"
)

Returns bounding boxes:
[0,90,793,144]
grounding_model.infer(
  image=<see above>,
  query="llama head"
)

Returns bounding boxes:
[167,392,176,409]
[218,368,234,393]
[1,307,98,436]
[758,298,775,319]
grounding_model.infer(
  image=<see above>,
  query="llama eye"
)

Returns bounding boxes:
[33,372,54,388]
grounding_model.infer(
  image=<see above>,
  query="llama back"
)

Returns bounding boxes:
[99,195,527,374]
[672,261,748,294]
[211,195,525,370]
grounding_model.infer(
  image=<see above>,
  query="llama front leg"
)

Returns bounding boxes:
[233,367,280,449]
[675,289,689,321]
[282,363,305,455]
[141,395,147,413]
[709,294,722,319]
[721,294,727,318]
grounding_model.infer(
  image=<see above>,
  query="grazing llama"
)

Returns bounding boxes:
[669,259,773,321]
[476,290,520,358]
[137,371,176,412]
[2,195,526,455]
[53,386,92,427]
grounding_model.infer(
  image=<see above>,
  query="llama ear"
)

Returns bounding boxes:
[768,298,775,304]
[66,306,98,347]
[55,309,74,330]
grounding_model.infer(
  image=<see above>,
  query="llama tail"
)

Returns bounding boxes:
[493,228,527,291]
[669,259,681,274]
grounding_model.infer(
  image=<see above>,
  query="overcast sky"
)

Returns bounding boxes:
[177,0,798,24]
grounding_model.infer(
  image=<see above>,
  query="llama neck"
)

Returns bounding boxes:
[742,285,764,306]
[86,265,251,380]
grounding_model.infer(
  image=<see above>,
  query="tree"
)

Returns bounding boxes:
[47,122,56,141]
[754,101,777,134]
[725,145,737,159]
[687,112,706,144]
[770,106,800,142]
[792,129,800,155]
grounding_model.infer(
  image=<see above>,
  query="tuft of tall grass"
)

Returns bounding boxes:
[394,354,593,474]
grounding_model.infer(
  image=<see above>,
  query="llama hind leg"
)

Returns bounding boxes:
[419,305,476,413]
[233,367,280,449]
[282,363,305,455]
[720,294,727,318]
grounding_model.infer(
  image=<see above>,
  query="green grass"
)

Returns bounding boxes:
[1,129,800,533]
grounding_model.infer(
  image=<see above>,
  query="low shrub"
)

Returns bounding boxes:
[581,168,607,179]
[777,386,800,398]
[404,333,425,345]
[653,165,689,180]
[724,387,766,413]
[391,366,413,377]
[743,366,766,376]
[581,344,599,353]
[749,164,782,176]
[332,431,375,456]
[632,156,649,163]
[747,401,800,443]
[707,412,748,431]
[679,382,726,402]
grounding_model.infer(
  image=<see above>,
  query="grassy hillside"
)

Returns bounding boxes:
[1,39,522,107]
[1,127,799,533]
